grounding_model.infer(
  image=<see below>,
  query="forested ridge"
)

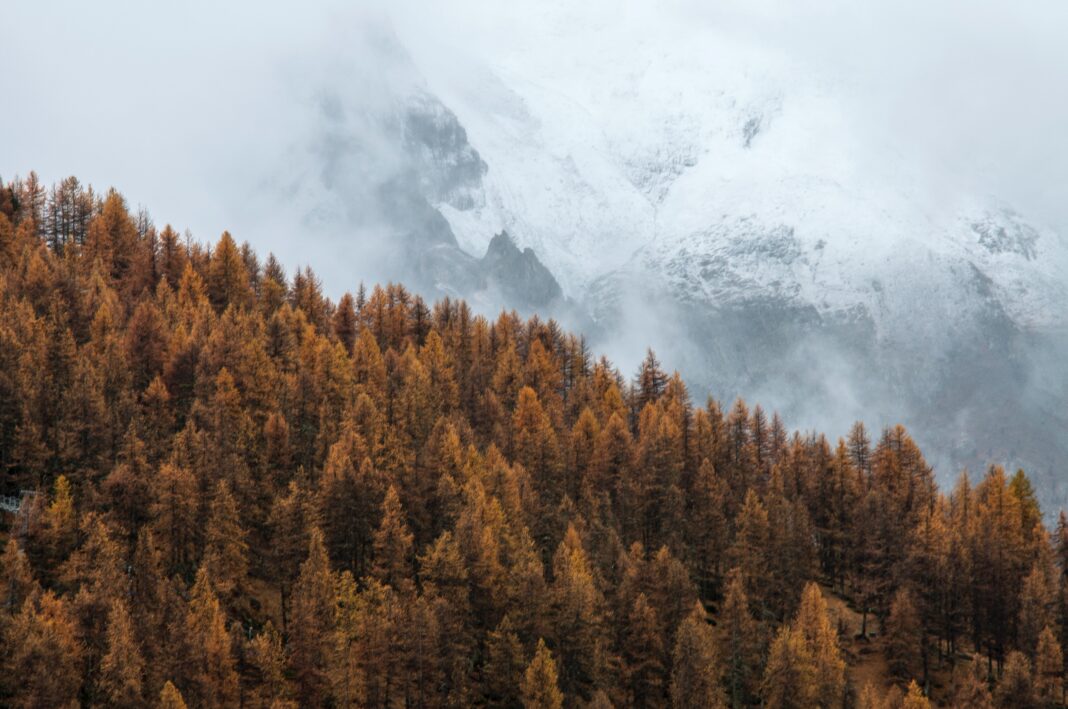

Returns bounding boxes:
[0,173,1065,709]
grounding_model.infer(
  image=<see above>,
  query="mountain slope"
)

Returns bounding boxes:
[310,6,1068,509]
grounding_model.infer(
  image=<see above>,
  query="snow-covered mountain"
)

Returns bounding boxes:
[294,4,1068,510]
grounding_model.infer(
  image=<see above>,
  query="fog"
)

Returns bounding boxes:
[5,1,1068,257]
[4,1,1068,504]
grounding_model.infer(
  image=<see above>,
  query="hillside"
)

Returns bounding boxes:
[300,5,1068,516]
[0,176,1065,708]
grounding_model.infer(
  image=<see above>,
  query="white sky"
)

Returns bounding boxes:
[3,0,1067,293]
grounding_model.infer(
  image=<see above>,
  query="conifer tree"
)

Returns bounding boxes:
[202,480,249,603]
[994,651,1034,709]
[371,484,415,591]
[522,639,565,709]
[949,662,994,709]
[158,681,188,709]
[1034,625,1063,708]
[687,458,730,599]
[793,582,846,708]
[269,481,310,630]
[99,598,146,709]
[549,524,605,701]
[901,680,931,709]
[0,539,36,613]
[670,601,726,709]
[45,473,77,563]
[884,587,923,685]
[2,591,84,709]
[125,299,169,392]
[288,528,336,707]
[1020,560,1057,659]
[184,568,240,708]
[761,625,817,709]
[730,490,771,619]
[152,462,198,577]
[245,621,293,709]
[513,386,562,521]
[207,231,250,312]
[483,615,528,708]
[352,328,387,404]
[334,292,358,354]
[719,568,763,708]
[623,592,665,707]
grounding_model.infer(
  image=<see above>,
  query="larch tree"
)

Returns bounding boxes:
[949,662,994,709]
[206,231,251,313]
[483,615,528,708]
[269,481,311,630]
[2,591,84,709]
[719,568,764,709]
[670,601,726,709]
[99,598,145,709]
[521,638,565,709]
[202,479,250,606]
[184,569,240,709]
[288,528,336,707]
[793,582,846,708]
[994,651,1034,709]
[622,592,665,707]
[549,524,605,701]
[686,458,730,600]
[0,539,36,613]
[152,462,198,577]
[901,680,931,709]
[244,621,293,709]
[1019,560,1058,660]
[333,292,358,355]
[884,587,923,686]
[1033,625,1063,708]
[371,484,415,592]
[761,625,817,709]
[158,681,188,709]
[730,490,771,620]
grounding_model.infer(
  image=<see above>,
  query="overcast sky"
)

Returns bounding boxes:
[3,0,1067,294]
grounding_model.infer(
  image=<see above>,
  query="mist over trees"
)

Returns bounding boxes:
[0,174,1066,707]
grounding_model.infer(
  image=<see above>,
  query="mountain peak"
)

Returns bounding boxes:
[481,231,562,310]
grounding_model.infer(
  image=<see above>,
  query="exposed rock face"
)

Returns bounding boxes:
[481,231,563,311]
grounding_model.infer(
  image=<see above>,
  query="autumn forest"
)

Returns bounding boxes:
[0,174,1065,709]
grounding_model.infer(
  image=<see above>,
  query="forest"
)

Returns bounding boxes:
[0,173,1065,709]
